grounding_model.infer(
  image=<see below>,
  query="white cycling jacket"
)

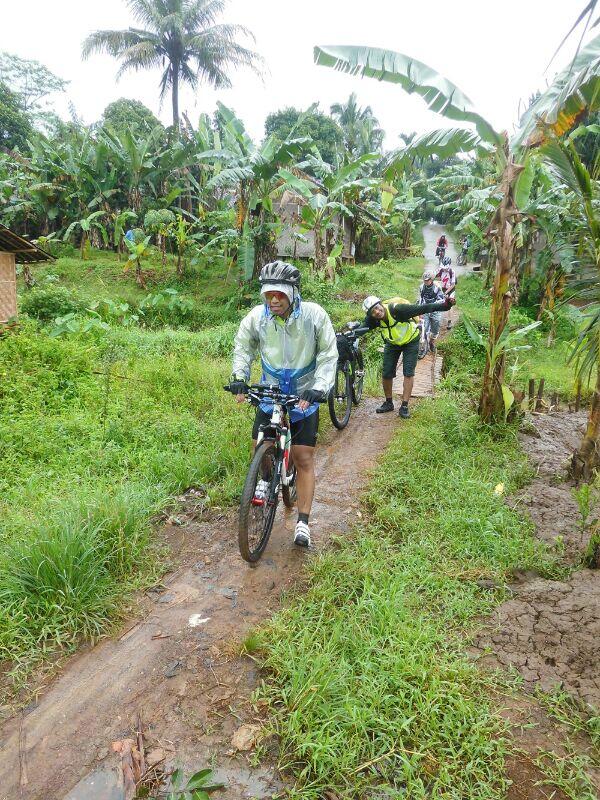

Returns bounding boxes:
[232,299,338,421]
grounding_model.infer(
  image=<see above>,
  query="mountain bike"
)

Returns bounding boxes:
[225,383,303,563]
[328,323,368,430]
[417,315,436,360]
[436,245,446,266]
[456,249,467,267]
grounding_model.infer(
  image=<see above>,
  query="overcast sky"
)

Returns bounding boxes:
[1,1,587,146]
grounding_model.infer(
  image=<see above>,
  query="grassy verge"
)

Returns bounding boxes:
[0,321,253,683]
[254,392,558,798]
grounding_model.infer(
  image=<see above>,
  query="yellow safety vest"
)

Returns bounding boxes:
[379,297,420,346]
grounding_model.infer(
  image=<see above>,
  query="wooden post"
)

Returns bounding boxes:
[535,378,545,411]
[0,252,17,323]
[551,392,559,412]
[528,378,536,411]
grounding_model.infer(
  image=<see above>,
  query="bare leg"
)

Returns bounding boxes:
[291,444,316,515]
[382,377,393,400]
[402,376,415,402]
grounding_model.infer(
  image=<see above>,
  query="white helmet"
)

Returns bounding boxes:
[423,269,435,281]
[362,295,382,314]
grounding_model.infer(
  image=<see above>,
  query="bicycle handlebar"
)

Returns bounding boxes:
[224,383,301,407]
[337,326,370,340]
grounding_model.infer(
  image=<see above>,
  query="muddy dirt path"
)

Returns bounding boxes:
[0,395,414,800]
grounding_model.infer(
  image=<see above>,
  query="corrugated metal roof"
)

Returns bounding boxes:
[0,224,54,263]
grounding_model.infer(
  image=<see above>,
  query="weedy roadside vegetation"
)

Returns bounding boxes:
[252,296,596,798]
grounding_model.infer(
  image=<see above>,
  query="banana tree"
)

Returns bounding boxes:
[281,151,379,277]
[64,210,109,259]
[541,136,600,480]
[314,38,600,421]
[202,102,311,279]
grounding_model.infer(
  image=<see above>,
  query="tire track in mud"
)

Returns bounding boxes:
[0,397,410,800]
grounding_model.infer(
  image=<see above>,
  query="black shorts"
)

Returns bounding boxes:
[252,407,319,447]
[382,336,420,379]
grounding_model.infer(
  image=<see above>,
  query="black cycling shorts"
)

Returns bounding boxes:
[252,407,319,447]
[382,336,420,379]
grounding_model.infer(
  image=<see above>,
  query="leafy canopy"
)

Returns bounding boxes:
[264,106,343,165]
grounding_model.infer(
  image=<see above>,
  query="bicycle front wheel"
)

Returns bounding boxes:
[351,351,364,405]
[328,362,352,429]
[238,441,279,563]
[282,451,297,508]
[418,333,429,360]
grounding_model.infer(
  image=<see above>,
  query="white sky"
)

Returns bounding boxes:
[1,1,588,146]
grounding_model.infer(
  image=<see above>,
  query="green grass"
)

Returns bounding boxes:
[255,394,563,799]
[0,320,254,681]
[2,249,425,685]
[448,272,585,400]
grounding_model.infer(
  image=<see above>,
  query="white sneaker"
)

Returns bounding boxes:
[254,479,270,500]
[294,521,311,548]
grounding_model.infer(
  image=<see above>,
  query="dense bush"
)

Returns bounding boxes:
[19,285,83,321]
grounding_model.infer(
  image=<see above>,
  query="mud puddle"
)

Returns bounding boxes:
[0,398,401,800]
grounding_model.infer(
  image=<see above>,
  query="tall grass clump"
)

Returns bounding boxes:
[0,322,253,676]
[255,396,558,799]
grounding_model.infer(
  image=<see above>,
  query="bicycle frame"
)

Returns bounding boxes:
[254,400,294,490]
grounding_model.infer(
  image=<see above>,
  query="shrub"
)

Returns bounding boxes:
[20,286,83,321]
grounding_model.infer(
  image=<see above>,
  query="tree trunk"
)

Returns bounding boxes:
[136,258,146,288]
[479,154,524,423]
[172,66,180,130]
[314,226,326,274]
[571,365,600,482]
[22,264,35,289]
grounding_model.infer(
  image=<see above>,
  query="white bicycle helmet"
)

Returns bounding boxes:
[423,269,435,281]
[362,295,382,314]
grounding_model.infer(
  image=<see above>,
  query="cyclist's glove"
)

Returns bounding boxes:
[230,378,249,395]
[444,296,456,309]
[300,389,326,404]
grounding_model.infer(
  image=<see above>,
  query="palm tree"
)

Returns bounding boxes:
[330,92,384,156]
[82,0,262,129]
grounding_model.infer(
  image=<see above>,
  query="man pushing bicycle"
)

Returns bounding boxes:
[229,261,337,549]
[360,292,455,419]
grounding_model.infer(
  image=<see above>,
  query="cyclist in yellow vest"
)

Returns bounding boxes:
[361,294,455,418]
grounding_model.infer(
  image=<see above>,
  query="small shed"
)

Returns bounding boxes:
[0,224,54,323]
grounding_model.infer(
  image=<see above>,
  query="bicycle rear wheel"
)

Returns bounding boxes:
[238,441,279,563]
[328,362,352,429]
[351,351,364,405]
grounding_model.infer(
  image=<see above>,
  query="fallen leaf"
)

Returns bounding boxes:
[231,723,261,751]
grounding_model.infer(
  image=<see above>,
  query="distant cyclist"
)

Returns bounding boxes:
[436,257,457,329]
[436,257,456,295]
[417,269,445,350]
[435,233,448,262]
[230,261,337,548]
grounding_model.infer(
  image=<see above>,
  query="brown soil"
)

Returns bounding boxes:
[0,398,401,800]
[474,411,600,710]
[473,411,600,799]
[516,411,591,563]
